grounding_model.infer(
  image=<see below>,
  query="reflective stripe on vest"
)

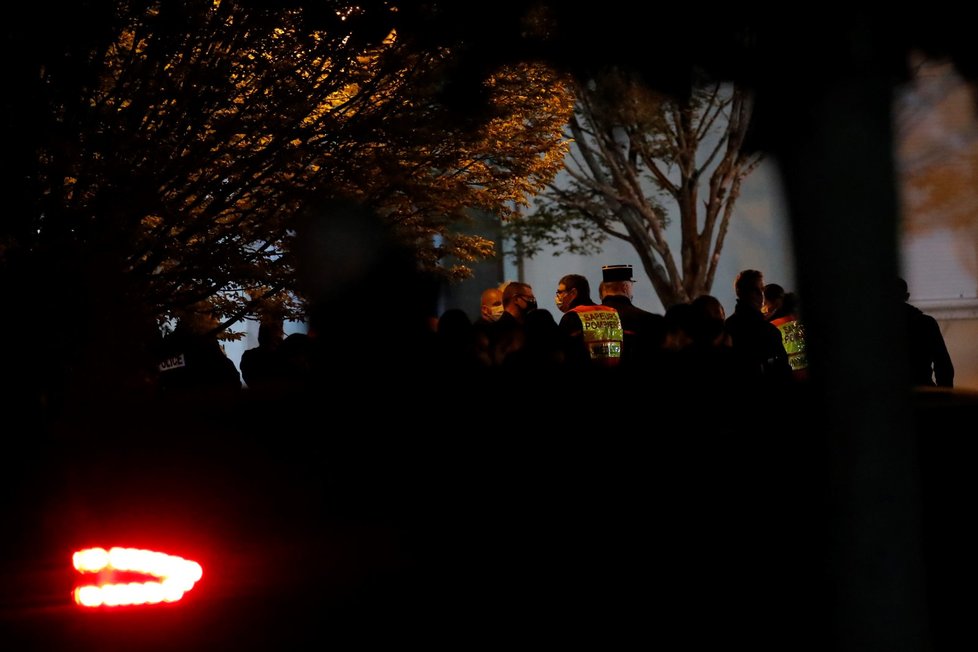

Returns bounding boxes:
[771,315,808,371]
[570,304,623,364]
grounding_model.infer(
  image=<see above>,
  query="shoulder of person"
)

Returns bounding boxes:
[558,311,581,327]
[904,302,927,318]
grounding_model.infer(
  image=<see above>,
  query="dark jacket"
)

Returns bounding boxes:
[724,300,792,386]
[903,302,954,387]
[156,327,242,396]
[489,311,525,366]
[601,295,666,366]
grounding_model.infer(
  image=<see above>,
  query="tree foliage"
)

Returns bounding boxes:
[895,58,978,242]
[3,0,573,335]
[0,0,575,411]
[506,68,762,307]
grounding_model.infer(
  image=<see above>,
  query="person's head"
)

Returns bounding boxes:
[437,308,472,337]
[689,295,727,346]
[523,308,560,343]
[257,321,284,348]
[762,283,784,317]
[897,277,910,302]
[479,287,505,322]
[502,281,537,321]
[734,269,766,311]
[599,280,633,300]
[781,291,799,316]
[663,302,695,350]
[554,274,591,313]
[599,265,635,300]
[174,301,222,337]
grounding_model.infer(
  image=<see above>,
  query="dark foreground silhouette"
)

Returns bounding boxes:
[2,373,977,652]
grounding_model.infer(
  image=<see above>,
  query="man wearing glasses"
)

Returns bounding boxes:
[554,274,623,368]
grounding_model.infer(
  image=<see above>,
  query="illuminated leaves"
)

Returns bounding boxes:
[22,1,574,326]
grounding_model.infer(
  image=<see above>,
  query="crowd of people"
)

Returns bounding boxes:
[426,266,803,392]
[420,266,957,404]
[150,266,955,406]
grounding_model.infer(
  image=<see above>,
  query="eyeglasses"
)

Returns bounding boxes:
[555,288,573,296]
[517,295,535,302]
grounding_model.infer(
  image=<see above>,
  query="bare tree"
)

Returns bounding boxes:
[508,68,762,307]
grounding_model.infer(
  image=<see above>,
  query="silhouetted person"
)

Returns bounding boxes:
[434,308,485,371]
[276,330,317,386]
[155,306,242,399]
[898,277,954,387]
[661,302,695,352]
[294,199,442,380]
[724,269,791,388]
[762,283,785,320]
[501,307,565,370]
[240,320,286,391]
[671,294,751,393]
[688,295,732,348]
[490,281,536,366]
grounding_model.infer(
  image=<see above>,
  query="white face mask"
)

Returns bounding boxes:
[489,305,505,321]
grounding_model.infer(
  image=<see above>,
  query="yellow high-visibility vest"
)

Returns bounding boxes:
[771,314,808,375]
[570,304,624,366]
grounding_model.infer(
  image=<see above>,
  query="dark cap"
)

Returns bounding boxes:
[602,264,634,283]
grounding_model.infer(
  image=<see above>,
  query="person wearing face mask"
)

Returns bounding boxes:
[472,286,506,366]
[554,273,623,368]
[475,287,505,325]
[489,281,537,365]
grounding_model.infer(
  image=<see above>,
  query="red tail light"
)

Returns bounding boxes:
[72,547,203,608]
